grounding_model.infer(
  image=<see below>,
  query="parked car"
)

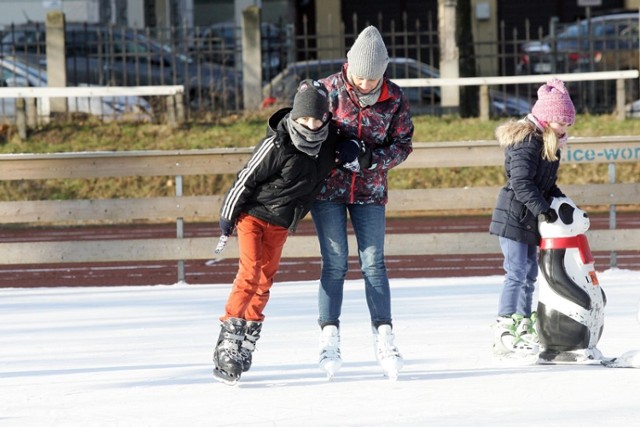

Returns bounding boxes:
[0,56,152,122]
[1,22,242,110]
[262,57,532,117]
[517,12,639,75]
[192,21,289,82]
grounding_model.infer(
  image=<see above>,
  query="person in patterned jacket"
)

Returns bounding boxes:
[311,25,414,380]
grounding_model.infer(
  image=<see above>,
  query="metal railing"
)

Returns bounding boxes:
[1,13,638,118]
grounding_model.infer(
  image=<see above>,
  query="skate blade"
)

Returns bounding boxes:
[384,370,399,381]
[320,359,342,380]
[380,359,402,380]
[537,351,608,366]
[213,367,241,386]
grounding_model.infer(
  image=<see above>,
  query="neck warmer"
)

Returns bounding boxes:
[526,113,545,133]
[347,70,383,107]
[286,114,328,157]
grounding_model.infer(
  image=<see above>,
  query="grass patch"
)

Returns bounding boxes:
[1,113,639,201]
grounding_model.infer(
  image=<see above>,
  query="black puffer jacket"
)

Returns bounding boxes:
[489,132,564,246]
[220,108,339,231]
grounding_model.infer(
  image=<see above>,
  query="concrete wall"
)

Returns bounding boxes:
[625,0,640,9]
[471,0,499,76]
[45,11,67,113]
[315,0,345,59]
[127,1,146,28]
[242,6,263,110]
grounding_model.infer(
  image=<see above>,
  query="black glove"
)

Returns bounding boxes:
[337,139,372,173]
[219,218,235,236]
[538,209,558,223]
[336,139,361,164]
[358,144,372,170]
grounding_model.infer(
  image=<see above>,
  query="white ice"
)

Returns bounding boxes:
[1,269,640,426]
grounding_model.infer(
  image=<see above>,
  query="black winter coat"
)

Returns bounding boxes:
[489,133,564,246]
[220,108,339,231]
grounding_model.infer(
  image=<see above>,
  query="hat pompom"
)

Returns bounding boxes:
[531,78,576,126]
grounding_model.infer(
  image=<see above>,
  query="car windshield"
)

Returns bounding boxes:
[274,59,441,83]
[1,58,46,83]
[205,25,235,43]
[97,30,193,64]
[558,16,636,40]
[137,34,193,64]
[2,24,193,64]
[282,61,337,82]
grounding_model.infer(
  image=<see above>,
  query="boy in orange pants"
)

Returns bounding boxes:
[212,79,365,384]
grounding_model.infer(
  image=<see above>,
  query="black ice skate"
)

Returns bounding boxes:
[240,321,262,372]
[213,317,246,385]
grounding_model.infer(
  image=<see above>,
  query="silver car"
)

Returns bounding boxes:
[0,56,153,122]
[517,12,639,75]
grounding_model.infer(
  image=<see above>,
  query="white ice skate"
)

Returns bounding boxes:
[319,325,342,380]
[373,324,403,380]
[492,315,539,365]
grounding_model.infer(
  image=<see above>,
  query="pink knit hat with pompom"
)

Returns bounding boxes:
[531,78,576,125]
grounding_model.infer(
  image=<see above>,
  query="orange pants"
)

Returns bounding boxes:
[221,213,289,322]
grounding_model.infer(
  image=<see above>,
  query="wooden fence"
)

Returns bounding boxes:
[1,136,639,282]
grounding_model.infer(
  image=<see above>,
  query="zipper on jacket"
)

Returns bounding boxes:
[350,110,364,204]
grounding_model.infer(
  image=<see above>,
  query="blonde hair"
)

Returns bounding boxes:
[495,119,559,161]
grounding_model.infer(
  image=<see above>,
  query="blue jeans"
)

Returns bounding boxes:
[498,237,538,317]
[311,200,392,329]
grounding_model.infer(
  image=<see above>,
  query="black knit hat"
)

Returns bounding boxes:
[290,79,330,123]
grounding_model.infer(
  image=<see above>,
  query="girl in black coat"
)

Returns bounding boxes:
[489,79,576,358]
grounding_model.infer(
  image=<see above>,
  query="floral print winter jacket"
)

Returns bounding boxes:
[317,64,414,205]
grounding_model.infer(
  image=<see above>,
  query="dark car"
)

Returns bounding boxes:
[263,57,532,117]
[1,22,242,110]
[517,12,639,75]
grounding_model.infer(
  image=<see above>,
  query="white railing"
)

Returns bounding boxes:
[0,85,185,98]
[0,85,185,138]
[394,70,640,120]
